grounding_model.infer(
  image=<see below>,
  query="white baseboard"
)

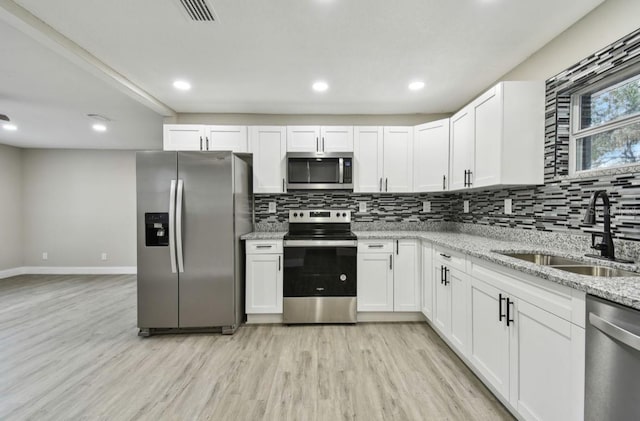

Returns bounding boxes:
[0,266,137,278]
[0,266,27,279]
[246,314,283,324]
[246,312,427,325]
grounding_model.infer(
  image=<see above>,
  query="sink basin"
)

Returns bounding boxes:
[551,265,640,277]
[499,252,586,266]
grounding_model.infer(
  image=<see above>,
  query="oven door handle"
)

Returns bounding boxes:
[284,240,357,247]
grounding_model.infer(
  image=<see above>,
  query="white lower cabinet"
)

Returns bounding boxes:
[245,240,283,314]
[469,262,585,421]
[432,247,470,355]
[420,242,433,320]
[357,239,420,312]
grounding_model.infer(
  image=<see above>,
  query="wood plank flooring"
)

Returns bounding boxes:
[0,275,513,420]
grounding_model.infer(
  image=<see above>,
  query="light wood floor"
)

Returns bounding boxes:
[0,275,513,421]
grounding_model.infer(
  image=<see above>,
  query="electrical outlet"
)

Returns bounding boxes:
[101,253,108,261]
[42,252,48,261]
[268,202,276,213]
[504,198,513,215]
[464,200,470,213]
[359,202,367,213]
[423,201,431,213]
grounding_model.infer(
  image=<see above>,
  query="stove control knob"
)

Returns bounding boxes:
[336,212,340,217]
[299,212,304,217]
[342,213,347,217]
[293,213,298,217]
[339,274,347,282]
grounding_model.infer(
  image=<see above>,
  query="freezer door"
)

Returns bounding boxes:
[177,152,235,327]
[136,151,179,328]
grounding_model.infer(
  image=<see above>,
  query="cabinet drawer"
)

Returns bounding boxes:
[246,240,283,254]
[357,240,394,254]
[433,246,466,272]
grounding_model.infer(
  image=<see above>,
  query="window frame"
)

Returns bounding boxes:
[569,65,640,176]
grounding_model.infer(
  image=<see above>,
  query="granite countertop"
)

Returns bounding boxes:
[240,230,640,310]
[356,231,640,310]
[241,231,287,240]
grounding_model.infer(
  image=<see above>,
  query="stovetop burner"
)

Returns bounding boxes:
[285,209,356,240]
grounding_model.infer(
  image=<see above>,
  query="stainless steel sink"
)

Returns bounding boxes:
[498,252,640,277]
[499,252,586,266]
[551,265,640,277]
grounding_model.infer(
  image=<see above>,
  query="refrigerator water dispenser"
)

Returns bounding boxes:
[145,213,169,247]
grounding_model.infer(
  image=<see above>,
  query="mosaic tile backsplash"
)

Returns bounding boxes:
[254,28,640,244]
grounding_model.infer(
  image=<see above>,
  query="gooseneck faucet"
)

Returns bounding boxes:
[582,190,632,263]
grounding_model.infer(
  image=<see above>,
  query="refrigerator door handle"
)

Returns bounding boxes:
[169,179,178,273]
[176,179,185,273]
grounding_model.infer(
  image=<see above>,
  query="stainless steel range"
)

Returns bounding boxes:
[283,209,357,324]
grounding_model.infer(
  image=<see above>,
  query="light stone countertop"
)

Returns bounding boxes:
[241,230,640,310]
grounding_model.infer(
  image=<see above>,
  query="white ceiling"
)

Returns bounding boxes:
[0,0,605,148]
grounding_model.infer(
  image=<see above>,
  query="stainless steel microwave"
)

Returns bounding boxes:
[286,152,353,191]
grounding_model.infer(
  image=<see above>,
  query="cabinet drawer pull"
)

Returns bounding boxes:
[278,256,281,271]
[506,298,514,327]
[206,136,209,150]
[200,136,203,151]
[368,244,384,248]
[439,253,451,259]
[396,240,399,255]
[385,178,388,192]
[256,245,273,249]
[443,175,446,190]
[389,255,393,270]
[499,293,507,322]
[379,178,383,192]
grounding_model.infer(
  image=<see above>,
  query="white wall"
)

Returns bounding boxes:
[0,144,23,272]
[22,149,136,267]
[500,0,640,81]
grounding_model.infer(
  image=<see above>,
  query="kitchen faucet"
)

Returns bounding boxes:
[582,190,632,263]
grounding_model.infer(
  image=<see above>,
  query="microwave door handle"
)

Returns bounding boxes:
[307,160,310,183]
[339,158,344,183]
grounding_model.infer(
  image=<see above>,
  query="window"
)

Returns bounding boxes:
[570,68,640,174]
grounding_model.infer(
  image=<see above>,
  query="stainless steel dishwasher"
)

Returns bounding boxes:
[585,295,640,420]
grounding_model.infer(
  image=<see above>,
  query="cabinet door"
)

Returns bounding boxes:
[246,253,283,314]
[421,242,433,320]
[249,126,287,193]
[204,125,248,152]
[354,127,384,192]
[474,85,503,188]
[321,126,354,152]
[433,264,451,334]
[450,268,469,355]
[393,240,420,312]
[469,278,510,399]
[510,299,584,421]
[449,107,474,190]
[286,126,320,152]
[163,124,204,151]
[357,252,394,312]
[383,126,414,192]
[414,119,450,192]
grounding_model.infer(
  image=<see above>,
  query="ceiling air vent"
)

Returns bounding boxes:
[178,0,218,22]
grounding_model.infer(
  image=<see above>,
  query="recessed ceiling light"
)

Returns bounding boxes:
[173,80,192,91]
[92,123,107,132]
[3,123,17,131]
[409,81,425,91]
[312,81,329,92]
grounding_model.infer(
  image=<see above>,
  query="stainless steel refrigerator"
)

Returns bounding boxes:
[136,151,252,336]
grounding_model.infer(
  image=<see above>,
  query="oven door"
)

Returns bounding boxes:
[283,243,356,297]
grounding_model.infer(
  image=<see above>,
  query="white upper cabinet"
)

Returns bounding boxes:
[473,81,544,188]
[449,106,474,190]
[450,81,544,191]
[163,124,248,152]
[383,127,414,192]
[355,126,414,193]
[286,126,320,152]
[354,126,384,192]
[163,124,205,151]
[204,125,248,152]
[286,126,353,153]
[414,119,450,192]
[249,126,287,194]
